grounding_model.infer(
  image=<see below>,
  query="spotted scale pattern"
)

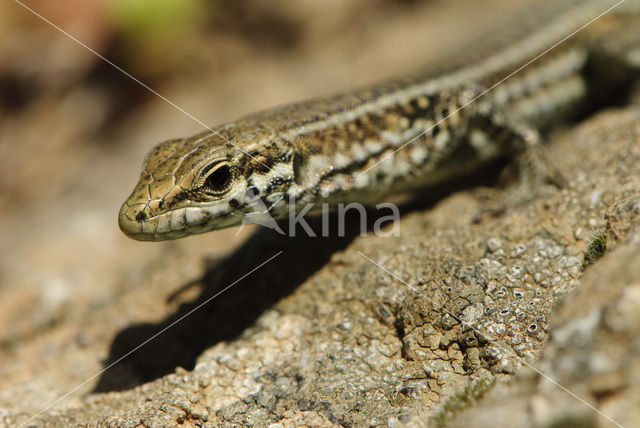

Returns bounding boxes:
[119,0,640,240]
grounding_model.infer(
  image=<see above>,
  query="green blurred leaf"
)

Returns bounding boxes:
[107,0,203,37]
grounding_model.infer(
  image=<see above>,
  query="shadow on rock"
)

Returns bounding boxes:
[94,159,506,392]
[94,211,391,392]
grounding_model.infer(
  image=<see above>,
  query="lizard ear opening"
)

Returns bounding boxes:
[292,150,310,187]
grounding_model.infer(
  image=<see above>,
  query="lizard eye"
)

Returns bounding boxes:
[202,163,233,194]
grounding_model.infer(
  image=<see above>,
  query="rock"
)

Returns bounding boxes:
[4,105,639,427]
[2,1,640,426]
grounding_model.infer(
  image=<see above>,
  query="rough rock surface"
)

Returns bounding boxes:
[2,1,640,427]
[4,107,640,427]
[451,190,640,428]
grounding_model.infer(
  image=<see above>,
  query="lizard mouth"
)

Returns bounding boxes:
[118,201,243,241]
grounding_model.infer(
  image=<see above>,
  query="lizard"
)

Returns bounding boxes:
[119,0,640,241]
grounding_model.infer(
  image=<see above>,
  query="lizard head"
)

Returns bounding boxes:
[118,124,295,241]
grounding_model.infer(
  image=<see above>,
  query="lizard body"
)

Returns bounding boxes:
[119,0,640,241]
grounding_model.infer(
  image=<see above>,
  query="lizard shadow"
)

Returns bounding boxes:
[94,212,389,392]
[94,160,506,393]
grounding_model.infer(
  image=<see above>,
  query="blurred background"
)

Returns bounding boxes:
[0,0,530,413]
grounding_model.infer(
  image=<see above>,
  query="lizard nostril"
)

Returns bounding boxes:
[135,211,147,222]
